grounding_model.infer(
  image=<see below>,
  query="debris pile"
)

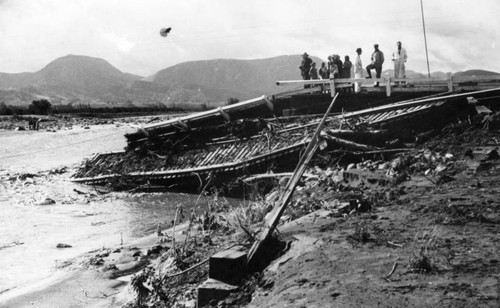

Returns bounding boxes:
[111,94,500,307]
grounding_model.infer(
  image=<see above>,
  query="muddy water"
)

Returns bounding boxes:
[0,122,233,296]
[0,187,222,295]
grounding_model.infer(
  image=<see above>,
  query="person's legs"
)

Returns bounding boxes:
[366,64,374,78]
[374,66,382,87]
[400,62,406,86]
[304,73,310,88]
[354,72,362,93]
[394,61,400,86]
[394,61,400,78]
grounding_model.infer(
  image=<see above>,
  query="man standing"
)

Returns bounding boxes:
[392,41,408,86]
[366,44,384,87]
[319,62,329,79]
[342,55,352,79]
[299,52,312,80]
[299,52,312,88]
[334,55,343,79]
[309,62,319,80]
[354,48,363,93]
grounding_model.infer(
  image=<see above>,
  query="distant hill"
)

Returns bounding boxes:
[0,54,499,107]
[150,55,325,101]
[0,55,171,107]
[453,69,500,77]
[380,69,458,79]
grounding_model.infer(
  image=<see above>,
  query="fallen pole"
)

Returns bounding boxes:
[320,133,381,151]
[247,93,339,270]
[242,172,318,183]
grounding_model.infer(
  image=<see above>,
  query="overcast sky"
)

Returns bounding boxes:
[0,0,498,77]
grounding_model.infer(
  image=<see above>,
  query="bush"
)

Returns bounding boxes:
[227,97,240,105]
[28,99,52,115]
[0,102,13,115]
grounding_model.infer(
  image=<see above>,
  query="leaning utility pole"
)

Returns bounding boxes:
[420,0,431,78]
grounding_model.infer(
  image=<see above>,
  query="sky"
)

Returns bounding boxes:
[0,0,499,77]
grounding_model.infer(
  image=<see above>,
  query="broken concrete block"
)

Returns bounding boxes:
[475,105,492,115]
[197,278,238,307]
[343,169,392,188]
[209,245,247,285]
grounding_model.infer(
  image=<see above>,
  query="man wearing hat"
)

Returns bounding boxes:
[354,48,363,92]
[299,52,312,84]
[366,44,384,87]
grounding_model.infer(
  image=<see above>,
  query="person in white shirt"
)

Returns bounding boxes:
[392,41,408,85]
[354,48,363,93]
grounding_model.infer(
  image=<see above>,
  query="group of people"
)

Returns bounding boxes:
[299,53,352,82]
[299,41,408,91]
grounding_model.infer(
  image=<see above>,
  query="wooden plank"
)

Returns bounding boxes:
[243,172,317,183]
[201,145,227,166]
[276,79,332,86]
[199,147,221,166]
[233,145,249,161]
[370,112,390,123]
[237,145,254,161]
[218,107,231,122]
[321,133,381,151]
[264,96,274,111]
[452,75,500,83]
[191,152,208,167]
[142,95,267,131]
[330,78,336,97]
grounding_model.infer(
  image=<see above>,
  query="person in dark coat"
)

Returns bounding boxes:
[319,62,329,79]
[333,55,343,79]
[342,55,352,78]
[309,62,319,80]
[299,52,312,80]
[366,44,385,87]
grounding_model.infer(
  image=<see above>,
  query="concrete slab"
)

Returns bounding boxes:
[209,245,247,285]
[343,169,393,188]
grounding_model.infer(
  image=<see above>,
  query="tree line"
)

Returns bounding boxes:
[0,99,183,116]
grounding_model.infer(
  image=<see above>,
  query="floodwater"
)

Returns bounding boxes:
[0,123,239,298]
[0,186,217,295]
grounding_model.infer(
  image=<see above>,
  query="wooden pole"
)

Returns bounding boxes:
[447,73,453,92]
[330,78,336,97]
[421,0,431,78]
[247,93,339,269]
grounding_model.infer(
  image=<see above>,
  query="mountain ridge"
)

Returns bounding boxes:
[0,54,498,107]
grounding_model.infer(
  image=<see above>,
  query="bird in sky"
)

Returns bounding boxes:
[160,27,172,37]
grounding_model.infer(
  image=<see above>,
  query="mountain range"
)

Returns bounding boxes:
[0,54,498,108]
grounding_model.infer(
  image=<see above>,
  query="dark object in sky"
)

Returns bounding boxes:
[160,27,172,37]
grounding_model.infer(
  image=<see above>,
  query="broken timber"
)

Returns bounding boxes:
[246,94,339,270]
[71,87,500,191]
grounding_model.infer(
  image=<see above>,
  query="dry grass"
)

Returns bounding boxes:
[409,225,440,273]
[222,200,272,242]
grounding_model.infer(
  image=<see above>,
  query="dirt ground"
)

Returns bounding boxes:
[248,172,500,307]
